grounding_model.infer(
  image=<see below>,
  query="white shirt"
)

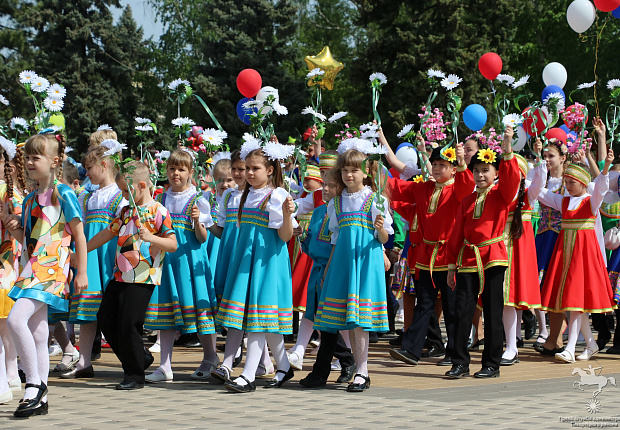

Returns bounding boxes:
[401,161,422,181]
[295,190,320,217]
[78,182,127,218]
[241,186,298,229]
[163,187,213,228]
[327,186,394,244]
[217,188,242,227]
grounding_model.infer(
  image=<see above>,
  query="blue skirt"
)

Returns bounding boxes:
[304,263,325,323]
[214,222,240,300]
[535,230,559,284]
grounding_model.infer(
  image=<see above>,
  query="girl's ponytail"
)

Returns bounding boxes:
[237,183,251,224]
[3,151,14,214]
[13,148,25,194]
[509,178,526,240]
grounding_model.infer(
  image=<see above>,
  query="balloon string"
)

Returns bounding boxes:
[194,94,224,132]
[593,15,610,119]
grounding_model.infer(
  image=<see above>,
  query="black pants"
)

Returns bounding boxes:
[452,267,506,369]
[402,270,456,359]
[311,331,356,380]
[97,280,155,384]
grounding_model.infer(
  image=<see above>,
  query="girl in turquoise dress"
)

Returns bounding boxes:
[215,146,296,393]
[314,148,392,392]
[145,149,219,382]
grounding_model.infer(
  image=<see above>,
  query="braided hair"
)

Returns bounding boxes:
[509,178,526,240]
[237,149,283,224]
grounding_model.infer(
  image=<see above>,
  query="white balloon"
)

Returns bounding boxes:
[395,146,418,166]
[542,62,568,89]
[255,86,279,115]
[513,125,528,152]
[567,0,596,34]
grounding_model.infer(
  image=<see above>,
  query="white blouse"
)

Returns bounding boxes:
[295,190,320,217]
[163,187,213,228]
[240,186,298,229]
[401,161,422,181]
[78,182,127,217]
[327,186,394,245]
[217,187,242,227]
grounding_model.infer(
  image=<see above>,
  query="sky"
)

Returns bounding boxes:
[111,0,164,40]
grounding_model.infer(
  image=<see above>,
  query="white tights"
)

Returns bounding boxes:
[0,319,18,383]
[288,315,314,359]
[7,298,48,402]
[565,312,596,355]
[502,306,518,360]
[348,327,368,384]
[234,332,290,386]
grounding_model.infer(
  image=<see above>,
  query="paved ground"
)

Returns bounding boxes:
[2,334,620,429]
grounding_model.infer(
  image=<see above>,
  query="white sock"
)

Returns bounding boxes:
[502,306,518,360]
[237,332,265,384]
[221,328,244,370]
[154,329,176,375]
[565,312,583,355]
[76,322,97,370]
[0,319,18,381]
[580,313,597,350]
[349,328,368,384]
[536,309,548,339]
[265,332,290,382]
[289,316,314,359]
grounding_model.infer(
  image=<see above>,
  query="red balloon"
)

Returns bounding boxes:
[544,128,568,145]
[521,107,547,136]
[236,69,262,98]
[478,52,503,80]
[594,0,620,12]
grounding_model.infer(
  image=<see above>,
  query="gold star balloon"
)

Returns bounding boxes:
[305,46,344,91]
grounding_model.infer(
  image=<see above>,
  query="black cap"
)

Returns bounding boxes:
[468,149,500,172]
[429,146,457,166]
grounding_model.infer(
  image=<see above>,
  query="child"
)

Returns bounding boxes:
[89,161,177,390]
[59,145,127,379]
[215,146,296,393]
[3,133,87,417]
[144,149,219,382]
[446,127,519,379]
[313,148,393,392]
[538,150,616,363]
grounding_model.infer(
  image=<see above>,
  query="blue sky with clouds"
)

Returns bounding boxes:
[111,0,163,40]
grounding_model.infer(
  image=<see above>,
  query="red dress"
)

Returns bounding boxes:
[541,196,615,313]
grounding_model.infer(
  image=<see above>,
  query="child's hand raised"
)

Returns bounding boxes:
[455,142,465,166]
[282,196,295,215]
[501,126,514,154]
[534,138,543,159]
[374,214,385,232]
[572,149,586,164]
[138,225,155,243]
[594,117,606,138]
[606,148,615,165]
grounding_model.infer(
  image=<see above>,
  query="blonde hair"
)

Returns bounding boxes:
[167,149,194,171]
[119,161,152,188]
[89,129,118,147]
[212,159,232,180]
[335,149,376,194]
[24,133,65,204]
[82,145,117,177]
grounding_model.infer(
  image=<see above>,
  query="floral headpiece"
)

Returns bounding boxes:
[97,124,113,131]
[337,137,387,156]
[564,163,591,187]
[211,151,232,167]
[544,138,568,156]
[468,148,500,172]
[239,134,295,162]
[465,129,502,154]
[0,136,17,160]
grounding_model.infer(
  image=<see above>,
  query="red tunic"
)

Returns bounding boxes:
[504,193,542,309]
[392,200,420,276]
[541,196,615,313]
[447,154,520,295]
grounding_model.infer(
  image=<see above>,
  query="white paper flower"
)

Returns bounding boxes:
[43,97,64,112]
[301,106,327,121]
[306,68,325,79]
[359,122,379,132]
[337,138,363,155]
[100,139,127,157]
[19,70,38,84]
[512,75,530,89]
[240,137,263,161]
[441,74,462,91]
[168,79,191,91]
[397,124,415,138]
[496,74,515,86]
[578,81,596,90]
[97,124,112,131]
[328,111,347,123]
[65,146,73,154]
[0,136,16,160]
[607,79,620,91]
[263,142,295,161]
[242,99,262,111]
[365,142,388,155]
[31,77,50,93]
[202,128,228,146]
[135,117,151,124]
[155,150,171,160]
[273,103,288,116]
[9,117,28,131]
[369,72,387,85]
[543,92,565,111]
[0,95,9,106]
[171,117,195,127]
[47,84,66,100]
[427,69,445,79]
[211,151,231,166]
[135,125,153,132]
[49,125,63,132]
[361,129,379,140]
[502,113,523,127]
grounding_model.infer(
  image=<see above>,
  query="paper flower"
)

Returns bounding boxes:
[31,77,50,93]
[359,122,379,132]
[171,117,195,127]
[361,129,379,140]
[0,136,16,160]
[369,72,387,86]
[100,139,127,157]
[337,138,362,154]
[155,150,171,160]
[263,142,295,161]
[47,84,66,100]
[301,106,327,121]
[496,74,515,86]
[427,69,445,79]
[19,70,38,85]
[0,95,9,106]
[413,175,424,183]
[329,112,347,123]
[135,117,151,124]
[168,79,191,91]
[273,103,288,116]
[578,81,596,90]
[397,124,415,138]
[9,117,28,132]
[240,136,263,160]
[608,79,620,91]
[65,146,73,154]
[442,147,456,162]
[512,75,530,89]
[477,148,497,164]
[543,92,565,111]
[502,114,523,127]
[243,99,262,110]
[43,97,64,112]
[135,125,153,132]
[306,68,325,79]
[97,124,112,131]
[211,151,231,166]
[441,74,462,91]
[202,128,228,146]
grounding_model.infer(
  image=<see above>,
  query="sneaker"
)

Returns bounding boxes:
[48,344,62,357]
[148,341,161,353]
[287,351,303,371]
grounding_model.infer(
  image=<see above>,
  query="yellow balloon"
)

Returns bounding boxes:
[304,46,344,91]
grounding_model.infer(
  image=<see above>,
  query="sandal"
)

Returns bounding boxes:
[14,382,48,418]
[53,349,79,372]
[347,374,371,392]
[533,335,547,348]
[191,358,220,381]
[210,365,232,384]
[224,374,256,393]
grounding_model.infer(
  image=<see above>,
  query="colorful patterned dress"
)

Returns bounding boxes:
[70,183,125,322]
[9,185,82,312]
[145,188,217,334]
[0,182,22,318]
[215,186,294,334]
[314,186,393,333]
[213,188,242,301]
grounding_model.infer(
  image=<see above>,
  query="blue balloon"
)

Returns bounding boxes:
[613,6,620,19]
[462,104,487,131]
[236,97,256,125]
[541,85,565,103]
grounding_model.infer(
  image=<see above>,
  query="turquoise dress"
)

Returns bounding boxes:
[300,203,332,322]
[145,191,217,334]
[69,187,123,323]
[314,191,389,333]
[205,191,220,277]
[214,189,241,301]
[215,188,293,334]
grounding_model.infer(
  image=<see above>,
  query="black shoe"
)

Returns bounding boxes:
[437,356,453,366]
[522,310,537,340]
[299,373,327,388]
[389,332,403,346]
[18,369,26,383]
[13,382,48,417]
[144,349,154,370]
[264,367,294,388]
[115,381,144,390]
[184,333,201,348]
[216,343,226,352]
[597,335,612,351]
[336,364,357,383]
[91,353,101,361]
[445,364,469,379]
[368,332,379,344]
[469,339,484,350]
[224,375,256,393]
[389,348,419,366]
[474,367,500,378]
[232,341,244,368]
[59,365,95,379]
[347,374,370,392]
[421,345,445,358]
[516,337,524,348]
[14,400,48,418]
[174,333,191,346]
[540,346,564,356]
[500,355,519,366]
[607,345,620,354]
